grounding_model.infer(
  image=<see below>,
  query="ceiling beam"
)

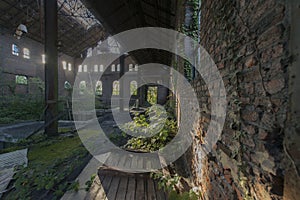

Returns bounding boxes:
[141,0,175,16]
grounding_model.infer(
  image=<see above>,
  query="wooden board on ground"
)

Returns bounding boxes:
[86,166,167,200]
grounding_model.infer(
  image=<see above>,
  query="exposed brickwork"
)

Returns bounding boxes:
[176,0,295,199]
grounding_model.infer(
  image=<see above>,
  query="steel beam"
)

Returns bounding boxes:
[44,0,59,136]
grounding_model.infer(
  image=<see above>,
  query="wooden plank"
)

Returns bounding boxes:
[125,177,136,200]
[106,176,121,200]
[154,181,166,200]
[137,156,144,170]
[115,177,128,200]
[145,159,152,171]
[116,153,127,169]
[111,152,122,166]
[147,179,157,200]
[135,177,145,200]
[101,176,113,195]
[131,155,138,171]
[105,154,115,167]
[124,155,132,171]
[151,156,161,170]
[99,174,106,183]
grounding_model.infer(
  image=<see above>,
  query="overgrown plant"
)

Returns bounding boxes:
[150,171,199,200]
[150,171,180,191]
[85,174,97,191]
[3,136,89,200]
[123,105,177,152]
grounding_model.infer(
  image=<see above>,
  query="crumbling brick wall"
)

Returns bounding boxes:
[177,0,297,199]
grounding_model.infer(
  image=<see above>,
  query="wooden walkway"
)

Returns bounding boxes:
[85,167,167,200]
[62,150,168,200]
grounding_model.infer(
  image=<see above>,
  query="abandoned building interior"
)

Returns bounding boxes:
[0,0,299,199]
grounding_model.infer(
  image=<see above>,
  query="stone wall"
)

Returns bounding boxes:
[176,0,299,199]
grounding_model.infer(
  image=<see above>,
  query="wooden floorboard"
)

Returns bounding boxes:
[125,177,136,200]
[135,177,145,200]
[102,175,113,195]
[106,176,120,200]
[115,177,128,200]
[147,179,157,200]
[85,150,167,200]
[85,166,167,200]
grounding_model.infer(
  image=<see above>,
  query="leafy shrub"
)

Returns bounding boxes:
[3,136,89,200]
[123,105,177,152]
[150,171,180,191]
[0,96,44,124]
[151,171,199,200]
[85,174,96,191]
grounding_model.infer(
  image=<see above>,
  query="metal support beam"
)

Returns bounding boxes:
[119,55,125,111]
[44,0,59,136]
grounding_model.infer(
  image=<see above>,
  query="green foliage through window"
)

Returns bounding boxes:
[130,80,138,95]
[112,81,120,95]
[15,75,28,85]
[147,86,157,105]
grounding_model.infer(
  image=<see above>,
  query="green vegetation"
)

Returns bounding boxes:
[3,134,89,200]
[168,190,199,200]
[0,96,44,124]
[85,174,97,191]
[147,86,158,105]
[180,0,201,81]
[123,105,177,152]
[15,75,28,85]
[150,171,198,200]
[0,76,49,124]
[151,171,181,191]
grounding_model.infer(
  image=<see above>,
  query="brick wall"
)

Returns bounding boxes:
[176,0,297,199]
[0,28,76,97]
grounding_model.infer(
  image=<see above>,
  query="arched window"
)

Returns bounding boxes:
[78,65,82,72]
[83,65,88,72]
[111,64,116,72]
[79,81,86,94]
[100,64,104,72]
[112,81,120,96]
[62,61,67,70]
[68,63,72,71]
[23,48,30,59]
[16,75,28,85]
[42,54,46,64]
[94,65,98,72]
[129,64,133,71]
[95,81,102,95]
[130,81,138,95]
[12,44,19,56]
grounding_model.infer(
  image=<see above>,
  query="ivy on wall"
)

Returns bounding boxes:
[180,0,201,82]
